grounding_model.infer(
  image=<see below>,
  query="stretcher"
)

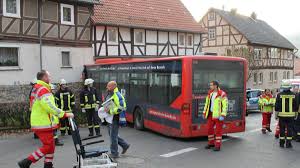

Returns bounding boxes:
[69,118,118,168]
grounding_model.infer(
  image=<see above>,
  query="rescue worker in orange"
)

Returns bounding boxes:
[18,70,74,168]
[259,89,276,134]
[203,81,228,151]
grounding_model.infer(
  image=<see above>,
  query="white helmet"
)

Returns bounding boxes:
[84,78,94,85]
[60,79,67,85]
[281,80,292,89]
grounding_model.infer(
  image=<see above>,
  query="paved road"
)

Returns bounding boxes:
[1,113,299,168]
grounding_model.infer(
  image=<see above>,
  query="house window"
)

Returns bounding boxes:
[134,30,145,45]
[187,34,193,47]
[208,12,215,21]
[178,33,185,47]
[287,50,293,59]
[254,48,262,60]
[107,27,118,44]
[253,73,257,84]
[269,72,273,82]
[268,48,278,58]
[226,49,232,56]
[61,51,71,67]
[287,71,290,79]
[0,47,19,67]
[208,28,216,40]
[283,71,286,79]
[274,71,278,83]
[259,72,263,84]
[60,4,74,25]
[3,0,20,18]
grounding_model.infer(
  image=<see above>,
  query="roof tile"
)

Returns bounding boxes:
[92,0,205,33]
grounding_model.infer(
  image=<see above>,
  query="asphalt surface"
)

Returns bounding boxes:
[1,113,299,168]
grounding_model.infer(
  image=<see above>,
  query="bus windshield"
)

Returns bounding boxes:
[193,60,244,93]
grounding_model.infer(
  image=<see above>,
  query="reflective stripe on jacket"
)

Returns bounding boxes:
[55,89,75,112]
[275,91,297,117]
[109,87,127,115]
[80,87,100,110]
[30,80,65,131]
[203,89,228,119]
[258,94,275,113]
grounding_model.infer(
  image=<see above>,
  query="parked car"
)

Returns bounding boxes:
[246,89,263,115]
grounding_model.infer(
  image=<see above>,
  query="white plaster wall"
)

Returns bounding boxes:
[146,30,157,43]
[169,32,177,44]
[0,42,40,85]
[158,31,168,43]
[107,46,118,56]
[42,45,93,83]
[0,42,93,85]
[120,27,131,41]
[247,69,294,90]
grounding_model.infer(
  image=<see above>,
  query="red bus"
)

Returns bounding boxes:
[85,56,247,138]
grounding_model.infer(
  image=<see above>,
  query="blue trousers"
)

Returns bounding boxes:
[107,116,129,156]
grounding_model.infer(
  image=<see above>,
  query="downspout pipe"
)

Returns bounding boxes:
[39,0,44,71]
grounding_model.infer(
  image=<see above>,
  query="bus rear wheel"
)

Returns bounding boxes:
[134,108,144,130]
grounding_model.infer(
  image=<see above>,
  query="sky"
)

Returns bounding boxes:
[180,0,300,38]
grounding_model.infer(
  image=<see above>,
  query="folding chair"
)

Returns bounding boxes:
[69,118,118,168]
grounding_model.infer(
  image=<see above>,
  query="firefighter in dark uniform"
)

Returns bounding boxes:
[80,78,101,136]
[275,81,299,148]
[292,86,300,142]
[55,79,75,136]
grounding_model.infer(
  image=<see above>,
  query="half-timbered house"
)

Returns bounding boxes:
[92,0,205,58]
[200,8,297,89]
[0,0,98,85]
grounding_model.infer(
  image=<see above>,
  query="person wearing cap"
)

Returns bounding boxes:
[80,78,101,136]
[203,81,228,151]
[275,81,299,148]
[54,79,75,136]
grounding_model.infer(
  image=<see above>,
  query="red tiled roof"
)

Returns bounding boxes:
[295,58,300,76]
[92,0,205,33]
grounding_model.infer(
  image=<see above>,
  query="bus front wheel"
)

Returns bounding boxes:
[134,108,144,130]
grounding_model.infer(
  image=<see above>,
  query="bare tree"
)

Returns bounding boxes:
[226,46,259,82]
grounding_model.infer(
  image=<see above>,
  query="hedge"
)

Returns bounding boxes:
[0,102,87,131]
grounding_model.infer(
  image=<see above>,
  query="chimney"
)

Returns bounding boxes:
[251,12,257,20]
[230,8,237,15]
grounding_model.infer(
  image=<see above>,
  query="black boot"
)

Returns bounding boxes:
[55,138,64,146]
[279,140,285,148]
[88,128,94,137]
[286,141,293,148]
[33,133,39,139]
[67,129,72,135]
[95,127,101,136]
[44,162,53,168]
[266,128,272,132]
[18,158,32,168]
[60,130,66,136]
[205,144,215,149]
